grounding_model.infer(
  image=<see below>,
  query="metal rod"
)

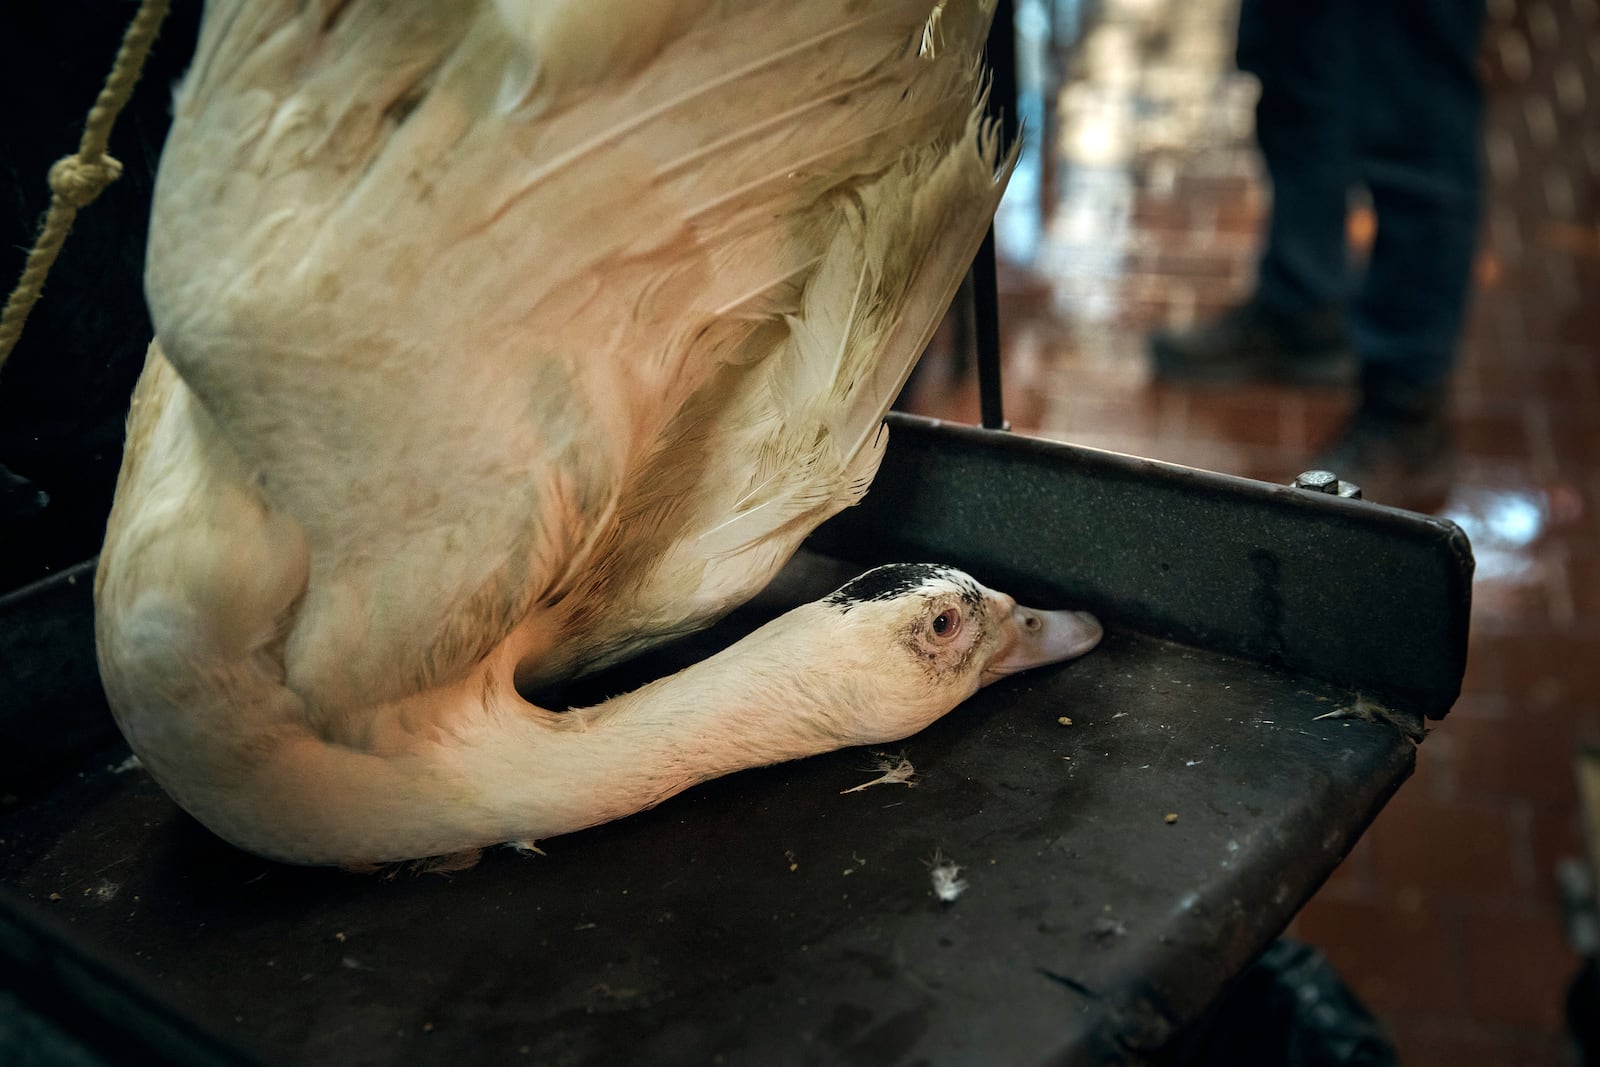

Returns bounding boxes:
[974,0,1016,432]
[973,225,1005,431]
[988,0,1019,149]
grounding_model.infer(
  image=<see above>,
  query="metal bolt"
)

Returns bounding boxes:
[1335,480,1362,500]
[1292,470,1339,494]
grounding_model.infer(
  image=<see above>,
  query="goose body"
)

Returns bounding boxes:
[94,0,1101,866]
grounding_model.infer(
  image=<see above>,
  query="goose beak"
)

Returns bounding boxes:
[981,601,1103,684]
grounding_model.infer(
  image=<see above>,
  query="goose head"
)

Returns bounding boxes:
[780,562,1103,744]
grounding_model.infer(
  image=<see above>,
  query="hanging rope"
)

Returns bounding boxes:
[0,0,172,374]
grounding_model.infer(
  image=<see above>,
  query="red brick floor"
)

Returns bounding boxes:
[903,1,1599,1062]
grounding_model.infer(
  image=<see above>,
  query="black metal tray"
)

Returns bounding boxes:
[0,415,1473,1066]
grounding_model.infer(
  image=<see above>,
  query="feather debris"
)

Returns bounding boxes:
[841,753,918,794]
[928,851,968,903]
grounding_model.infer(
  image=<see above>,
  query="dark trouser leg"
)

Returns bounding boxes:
[1240,0,1360,321]
[1144,0,1357,386]
[1307,0,1485,510]
[1352,0,1487,396]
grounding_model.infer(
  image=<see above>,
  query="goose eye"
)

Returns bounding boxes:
[930,608,961,639]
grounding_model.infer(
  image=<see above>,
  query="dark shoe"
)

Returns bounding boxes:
[1312,369,1456,512]
[1150,299,1354,387]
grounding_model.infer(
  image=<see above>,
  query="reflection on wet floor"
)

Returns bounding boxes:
[906,0,1600,1063]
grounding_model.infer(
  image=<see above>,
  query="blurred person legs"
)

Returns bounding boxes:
[1150,0,1485,508]
[1314,0,1485,508]
[1149,0,1361,387]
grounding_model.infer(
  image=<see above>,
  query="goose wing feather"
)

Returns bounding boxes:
[138,0,1005,709]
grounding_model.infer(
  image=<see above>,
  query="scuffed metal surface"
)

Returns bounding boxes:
[0,421,1462,1065]
[2,626,1413,1066]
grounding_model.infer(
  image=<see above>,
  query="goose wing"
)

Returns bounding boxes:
[143,0,1006,705]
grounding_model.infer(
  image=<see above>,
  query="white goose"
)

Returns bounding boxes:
[93,0,1102,866]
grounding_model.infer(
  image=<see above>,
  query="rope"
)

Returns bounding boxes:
[0,0,172,374]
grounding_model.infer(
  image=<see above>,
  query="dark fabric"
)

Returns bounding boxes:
[1237,0,1487,388]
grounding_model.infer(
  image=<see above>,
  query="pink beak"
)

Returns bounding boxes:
[981,599,1103,684]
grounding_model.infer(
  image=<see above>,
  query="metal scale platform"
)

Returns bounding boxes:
[0,5,1471,1063]
[0,407,1472,1066]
